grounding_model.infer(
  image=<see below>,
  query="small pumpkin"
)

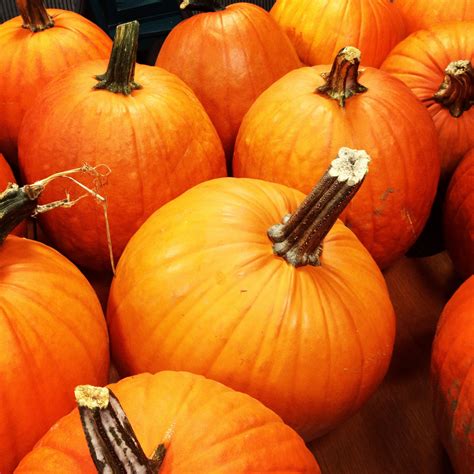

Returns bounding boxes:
[234,47,440,269]
[16,372,320,472]
[381,21,474,178]
[443,149,474,279]
[431,276,474,474]
[156,0,300,168]
[108,147,396,441]
[395,0,474,34]
[18,21,226,271]
[0,178,109,472]
[269,0,406,67]
[0,0,112,166]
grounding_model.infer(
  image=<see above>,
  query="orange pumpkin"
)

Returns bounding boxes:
[108,148,396,441]
[16,372,320,472]
[269,0,406,67]
[18,21,226,271]
[431,276,474,474]
[0,236,109,473]
[0,0,111,166]
[395,0,474,34]
[156,0,300,168]
[234,47,440,269]
[381,21,474,178]
[443,149,474,279]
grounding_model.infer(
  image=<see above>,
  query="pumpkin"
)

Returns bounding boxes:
[443,149,474,279]
[234,47,440,269]
[18,21,226,271]
[0,230,109,473]
[431,276,474,474]
[269,0,406,67]
[0,153,25,236]
[381,21,474,178]
[16,371,320,472]
[395,0,474,34]
[107,147,396,441]
[156,0,300,169]
[0,0,112,166]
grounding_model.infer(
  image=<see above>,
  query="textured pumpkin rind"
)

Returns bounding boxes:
[443,149,474,279]
[0,9,112,164]
[270,0,406,67]
[0,236,109,473]
[18,60,226,271]
[381,21,474,177]
[156,3,300,160]
[107,178,396,440]
[233,66,440,269]
[431,277,474,474]
[395,0,474,34]
[15,371,320,473]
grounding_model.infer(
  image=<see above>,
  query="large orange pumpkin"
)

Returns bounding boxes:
[269,0,406,67]
[0,234,109,473]
[16,371,320,472]
[394,0,474,34]
[0,0,111,166]
[443,149,474,279]
[381,21,474,178]
[234,47,440,269]
[431,276,474,474]
[108,148,396,441]
[18,21,226,271]
[156,0,300,168]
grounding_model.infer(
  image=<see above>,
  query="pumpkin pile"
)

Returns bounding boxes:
[0,0,472,472]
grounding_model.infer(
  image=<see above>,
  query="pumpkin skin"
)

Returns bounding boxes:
[269,0,406,67]
[0,236,109,473]
[381,21,474,178]
[156,2,300,164]
[443,149,474,279]
[0,8,112,166]
[431,276,474,474]
[395,0,474,34]
[18,61,226,271]
[15,371,320,473]
[0,153,24,236]
[233,66,440,269]
[107,177,396,441]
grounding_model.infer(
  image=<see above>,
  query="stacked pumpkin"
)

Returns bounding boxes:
[0,0,473,471]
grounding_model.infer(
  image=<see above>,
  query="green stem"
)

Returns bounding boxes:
[317,46,368,107]
[267,147,370,267]
[433,60,474,118]
[16,0,54,32]
[95,21,142,95]
[180,0,224,12]
[75,385,166,473]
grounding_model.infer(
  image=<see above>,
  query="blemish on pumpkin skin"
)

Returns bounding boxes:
[403,208,417,238]
[380,187,395,201]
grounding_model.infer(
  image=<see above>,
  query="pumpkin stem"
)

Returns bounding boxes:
[180,0,224,12]
[16,0,54,32]
[95,21,142,96]
[75,385,166,473]
[317,46,368,107]
[268,147,370,267]
[433,60,474,118]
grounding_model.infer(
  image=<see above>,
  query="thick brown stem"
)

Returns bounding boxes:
[433,60,474,118]
[16,0,54,32]
[75,385,166,473]
[268,147,370,267]
[95,21,142,95]
[180,0,224,12]
[317,47,368,107]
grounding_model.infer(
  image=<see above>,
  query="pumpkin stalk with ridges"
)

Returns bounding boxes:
[16,0,53,32]
[317,47,368,107]
[433,60,474,118]
[76,385,166,473]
